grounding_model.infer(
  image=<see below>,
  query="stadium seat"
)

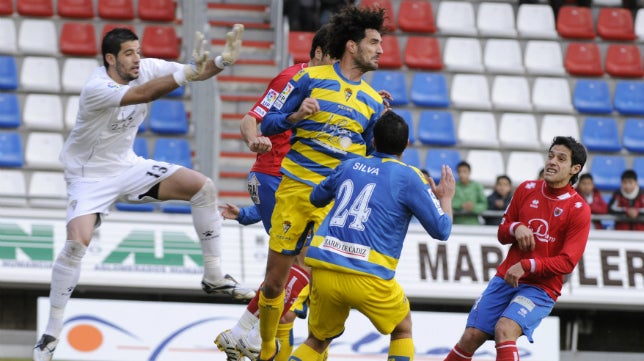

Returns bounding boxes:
[60,22,97,56]
[153,138,192,169]
[614,80,644,115]
[581,117,622,152]
[424,149,461,184]
[149,100,189,135]
[499,113,541,150]
[0,56,18,90]
[403,36,442,70]
[288,31,314,64]
[20,56,60,93]
[370,70,408,106]
[0,93,20,129]
[484,39,524,74]
[564,42,604,77]
[23,94,64,131]
[142,26,180,59]
[436,1,477,36]
[101,23,136,38]
[65,96,79,129]
[379,35,402,69]
[25,132,64,169]
[589,155,626,191]
[597,7,636,41]
[417,110,456,146]
[138,0,176,22]
[451,74,491,110]
[167,86,185,98]
[0,0,12,15]
[160,202,192,214]
[532,77,573,113]
[401,147,420,168]
[540,114,580,147]
[466,150,504,187]
[132,137,149,158]
[0,169,27,207]
[524,40,565,76]
[115,202,156,212]
[633,157,644,188]
[62,58,99,93]
[517,4,557,39]
[28,171,67,208]
[506,151,545,185]
[573,79,613,114]
[477,2,517,37]
[397,0,436,33]
[491,75,532,112]
[395,109,415,144]
[17,0,53,17]
[556,6,595,39]
[410,72,449,108]
[57,0,94,18]
[360,0,396,31]
[0,18,17,54]
[0,131,23,168]
[458,112,499,148]
[636,8,644,41]
[18,19,57,56]
[98,0,134,20]
[443,37,484,73]
[623,118,644,153]
[605,44,644,78]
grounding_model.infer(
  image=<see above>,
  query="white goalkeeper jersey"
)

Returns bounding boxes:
[60,58,182,179]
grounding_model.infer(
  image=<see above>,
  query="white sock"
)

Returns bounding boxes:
[231,310,259,339]
[247,324,262,349]
[44,240,87,338]
[190,179,224,281]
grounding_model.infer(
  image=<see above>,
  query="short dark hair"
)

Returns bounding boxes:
[309,24,331,59]
[326,6,386,60]
[373,110,408,155]
[621,169,638,181]
[496,175,512,185]
[456,161,471,171]
[549,136,587,185]
[102,28,138,68]
[579,173,594,182]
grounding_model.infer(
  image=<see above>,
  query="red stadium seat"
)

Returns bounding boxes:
[556,6,595,39]
[398,0,436,33]
[17,0,53,17]
[360,0,396,31]
[101,23,136,39]
[0,0,13,15]
[605,44,644,78]
[597,7,636,41]
[98,0,134,20]
[403,36,442,71]
[564,42,604,77]
[288,31,314,64]
[60,22,97,56]
[57,0,94,19]
[378,35,402,69]
[141,25,179,59]
[138,0,176,22]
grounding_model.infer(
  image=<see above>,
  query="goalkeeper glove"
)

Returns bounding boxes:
[215,23,244,69]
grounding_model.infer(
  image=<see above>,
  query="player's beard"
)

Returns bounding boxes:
[355,46,378,72]
[115,60,138,82]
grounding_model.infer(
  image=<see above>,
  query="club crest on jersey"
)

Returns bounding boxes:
[554,207,563,217]
[282,221,292,234]
[344,88,353,101]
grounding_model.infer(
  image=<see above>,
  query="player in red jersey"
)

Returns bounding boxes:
[443,136,590,361]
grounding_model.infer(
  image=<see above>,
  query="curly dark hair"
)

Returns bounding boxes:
[325,5,386,60]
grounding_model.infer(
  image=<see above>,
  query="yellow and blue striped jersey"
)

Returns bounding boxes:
[261,62,385,186]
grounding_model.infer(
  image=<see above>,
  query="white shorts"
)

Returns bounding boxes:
[65,158,182,225]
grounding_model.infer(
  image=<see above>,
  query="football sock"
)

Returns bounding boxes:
[496,340,519,361]
[190,178,223,281]
[388,338,414,360]
[444,343,473,361]
[258,289,284,360]
[275,322,294,361]
[288,343,321,361]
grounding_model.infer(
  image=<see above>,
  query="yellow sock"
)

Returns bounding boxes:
[289,343,321,361]
[274,322,293,361]
[320,346,329,361]
[259,289,285,359]
[388,338,414,361]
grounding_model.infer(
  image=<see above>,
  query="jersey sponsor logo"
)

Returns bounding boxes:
[511,295,535,311]
[528,218,556,243]
[320,236,370,261]
[530,199,539,208]
[526,182,537,189]
[275,83,294,110]
[106,82,120,89]
[574,201,583,208]
[248,174,261,204]
[260,89,279,109]
[252,106,267,117]
[428,190,445,216]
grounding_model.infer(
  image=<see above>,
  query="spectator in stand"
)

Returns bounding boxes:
[284,0,319,31]
[484,175,513,226]
[575,173,608,230]
[453,161,488,225]
[608,169,644,231]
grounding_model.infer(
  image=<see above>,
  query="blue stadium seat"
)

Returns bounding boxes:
[581,117,622,152]
[133,137,149,158]
[401,147,420,168]
[424,149,461,184]
[153,138,192,168]
[369,70,408,106]
[573,79,612,114]
[0,131,23,167]
[167,85,184,97]
[149,99,189,134]
[614,81,644,115]
[590,155,626,191]
[417,110,456,146]
[160,201,192,214]
[622,118,644,153]
[395,109,415,144]
[115,202,156,212]
[0,93,20,128]
[633,157,644,188]
[0,56,18,90]
[410,72,449,108]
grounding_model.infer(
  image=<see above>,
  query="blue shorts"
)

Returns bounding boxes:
[466,276,555,342]
[247,171,282,234]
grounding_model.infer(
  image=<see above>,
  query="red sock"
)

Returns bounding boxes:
[444,344,472,361]
[496,341,519,361]
[246,287,260,315]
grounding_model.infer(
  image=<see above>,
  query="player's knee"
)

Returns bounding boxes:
[459,327,488,352]
[58,240,88,265]
[494,317,521,341]
[190,178,216,207]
